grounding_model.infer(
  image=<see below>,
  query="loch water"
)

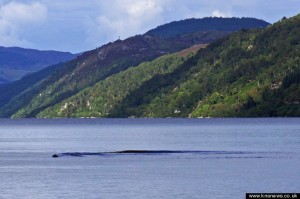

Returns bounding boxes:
[0,118,299,199]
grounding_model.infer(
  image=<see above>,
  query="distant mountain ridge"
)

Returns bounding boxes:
[0,17,271,118]
[146,17,270,38]
[0,46,76,82]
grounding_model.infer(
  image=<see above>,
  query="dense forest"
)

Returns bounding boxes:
[36,15,300,118]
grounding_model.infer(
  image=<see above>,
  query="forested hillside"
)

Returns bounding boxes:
[36,46,204,118]
[0,17,271,118]
[36,15,300,118]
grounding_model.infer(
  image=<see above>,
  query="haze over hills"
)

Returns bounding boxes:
[0,46,76,83]
[0,17,274,118]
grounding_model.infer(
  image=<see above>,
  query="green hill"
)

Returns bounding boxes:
[36,15,300,118]
[35,46,203,118]
[0,32,223,118]
[0,17,268,118]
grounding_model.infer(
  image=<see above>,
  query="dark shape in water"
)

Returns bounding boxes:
[52,154,59,158]
[51,150,256,158]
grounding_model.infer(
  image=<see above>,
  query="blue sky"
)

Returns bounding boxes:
[0,0,299,53]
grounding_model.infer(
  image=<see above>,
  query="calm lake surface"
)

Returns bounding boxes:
[0,118,299,199]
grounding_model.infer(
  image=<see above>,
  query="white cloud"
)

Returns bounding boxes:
[0,0,299,52]
[0,1,48,47]
[86,0,172,44]
[212,10,232,18]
